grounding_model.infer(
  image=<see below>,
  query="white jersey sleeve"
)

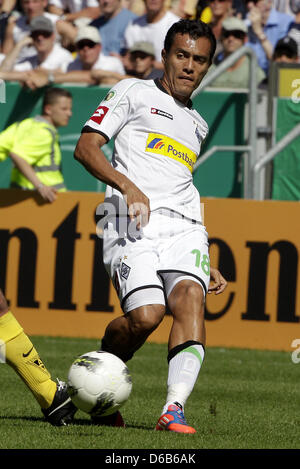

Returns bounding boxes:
[83,78,139,141]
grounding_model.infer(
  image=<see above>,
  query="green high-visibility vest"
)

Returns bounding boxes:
[0,116,66,191]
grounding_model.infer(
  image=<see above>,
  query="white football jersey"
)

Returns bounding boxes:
[83,78,209,222]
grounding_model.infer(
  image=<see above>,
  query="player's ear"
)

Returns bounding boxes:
[161,49,166,64]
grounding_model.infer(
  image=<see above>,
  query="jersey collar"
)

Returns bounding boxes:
[154,78,193,109]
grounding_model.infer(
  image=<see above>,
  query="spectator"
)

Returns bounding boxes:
[90,0,137,56]
[273,0,293,15]
[0,0,17,51]
[244,0,294,74]
[273,35,299,63]
[194,1,213,22]
[208,16,265,87]
[63,25,125,72]
[126,40,163,78]
[208,0,233,56]
[0,87,72,203]
[288,0,300,57]
[122,0,145,15]
[2,0,77,61]
[48,0,100,25]
[22,25,126,87]
[0,16,73,73]
[123,0,180,69]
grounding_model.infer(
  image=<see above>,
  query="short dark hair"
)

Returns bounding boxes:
[42,87,72,111]
[164,19,217,63]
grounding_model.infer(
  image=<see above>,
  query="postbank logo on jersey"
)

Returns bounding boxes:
[145,133,197,172]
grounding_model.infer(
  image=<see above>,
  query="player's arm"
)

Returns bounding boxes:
[10,152,57,203]
[74,132,150,228]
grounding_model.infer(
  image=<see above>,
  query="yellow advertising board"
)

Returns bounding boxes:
[277,66,300,99]
[0,190,299,351]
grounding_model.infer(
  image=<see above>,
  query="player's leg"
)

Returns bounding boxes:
[92,302,165,427]
[101,303,166,362]
[0,289,76,425]
[155,279,205,433]
[155,216,210,433]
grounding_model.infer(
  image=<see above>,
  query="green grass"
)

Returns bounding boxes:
[0,336,299,449]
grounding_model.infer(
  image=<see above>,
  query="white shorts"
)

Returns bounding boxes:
[103,210,210,313]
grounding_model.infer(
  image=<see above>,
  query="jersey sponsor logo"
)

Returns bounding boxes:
[145,133,197,172]
[90,105,109,124]
[151,107,173,120]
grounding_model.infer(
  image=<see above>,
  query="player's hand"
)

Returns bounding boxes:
[37,185,58,203]
[208,268,227,295]
[124,183,150,230]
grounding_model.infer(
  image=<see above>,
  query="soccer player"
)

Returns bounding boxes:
[0,288,77,425]
[74,19,227,433]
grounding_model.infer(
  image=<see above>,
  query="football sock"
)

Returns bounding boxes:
[162,341,205,414]
[0,311,57,409]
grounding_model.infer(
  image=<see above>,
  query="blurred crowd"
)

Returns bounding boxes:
[0,0,299,89]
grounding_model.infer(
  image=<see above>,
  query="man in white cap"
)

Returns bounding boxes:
[22,25,125,87]
[127,41,163,79]
[208,16,265,88]
[63,25,124,72]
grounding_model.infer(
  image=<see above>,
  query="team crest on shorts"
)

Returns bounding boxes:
[120,262,131,280]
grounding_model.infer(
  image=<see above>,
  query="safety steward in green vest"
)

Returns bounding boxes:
[0,87,72,203]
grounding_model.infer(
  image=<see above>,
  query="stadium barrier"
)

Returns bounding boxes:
[0,189,299,352]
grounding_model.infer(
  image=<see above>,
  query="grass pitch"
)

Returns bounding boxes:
[0,336,299,450]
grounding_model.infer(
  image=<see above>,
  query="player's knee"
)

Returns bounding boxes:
[0,289,9,315]
[129,304,165,337]
[170,280,205,313]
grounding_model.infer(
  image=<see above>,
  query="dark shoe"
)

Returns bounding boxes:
[42,380,77,426]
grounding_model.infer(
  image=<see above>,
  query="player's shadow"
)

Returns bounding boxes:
[0,415,153,431]
[0,415,43,423]
[72,418,153,431]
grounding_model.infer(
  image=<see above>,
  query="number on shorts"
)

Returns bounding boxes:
[191,249,210,276]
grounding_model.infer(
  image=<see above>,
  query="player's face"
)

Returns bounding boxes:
[45,97,72,128]
[161,33,212,105]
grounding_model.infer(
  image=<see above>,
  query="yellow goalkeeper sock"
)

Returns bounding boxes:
[0,311,57,409]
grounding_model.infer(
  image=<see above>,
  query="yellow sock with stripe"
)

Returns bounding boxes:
[162,341,205,414]
[0,311,57,409]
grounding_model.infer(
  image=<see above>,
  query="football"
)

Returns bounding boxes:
[67,351,132,417]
